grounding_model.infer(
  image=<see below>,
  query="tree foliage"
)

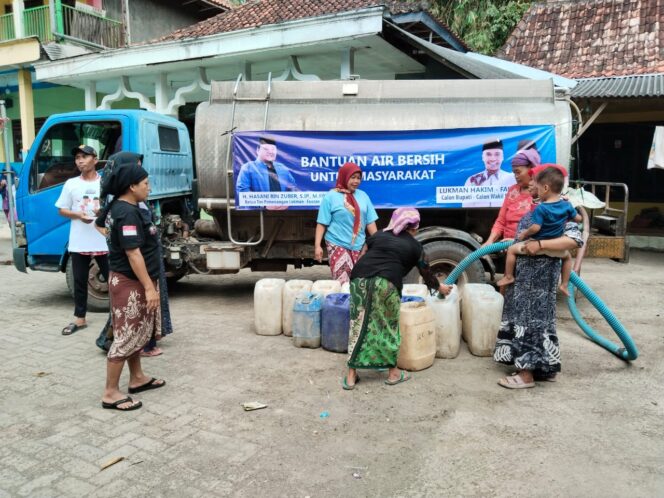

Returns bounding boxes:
[426,0,534,54]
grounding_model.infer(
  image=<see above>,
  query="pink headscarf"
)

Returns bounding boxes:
[512,148,541,167]
[384,207,420,235]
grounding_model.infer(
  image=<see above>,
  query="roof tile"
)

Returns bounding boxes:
[572,73,664,98]
[498,0,664,78]
[157,0,462,47]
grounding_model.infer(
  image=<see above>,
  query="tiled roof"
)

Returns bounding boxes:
[498,0,664,79]
[572,74,664,98]
[159,0,460,44]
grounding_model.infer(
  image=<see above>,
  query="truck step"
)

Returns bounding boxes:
[30,264,61,272]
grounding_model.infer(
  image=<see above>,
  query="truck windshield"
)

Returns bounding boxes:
[31,120,122,192]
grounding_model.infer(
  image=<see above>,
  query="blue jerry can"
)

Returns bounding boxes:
[321,293,351,353]
[292,292,323,348]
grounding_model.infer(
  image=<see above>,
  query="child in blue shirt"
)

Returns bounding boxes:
[498,166,582,296]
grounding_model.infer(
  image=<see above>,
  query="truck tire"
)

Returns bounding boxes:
[166,271,187,288]
[65,258,110,312]
[405,240,486,286]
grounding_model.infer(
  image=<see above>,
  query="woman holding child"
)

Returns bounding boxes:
[491,164,583,389]
[481,143,541,246]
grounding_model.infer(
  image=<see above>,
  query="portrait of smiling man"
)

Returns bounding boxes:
[462,138,515,207]
[236,137,297,193]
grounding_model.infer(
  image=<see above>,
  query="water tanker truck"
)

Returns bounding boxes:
[8,78,572,307]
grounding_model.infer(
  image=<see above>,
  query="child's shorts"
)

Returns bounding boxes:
[515,240,570,259]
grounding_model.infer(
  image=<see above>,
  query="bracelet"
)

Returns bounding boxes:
[537,240,542,249]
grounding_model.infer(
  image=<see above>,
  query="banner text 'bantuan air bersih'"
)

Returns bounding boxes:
[232,126,556,209]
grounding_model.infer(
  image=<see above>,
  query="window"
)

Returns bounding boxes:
[31,120,122,192]
[158,125,180,152]
[24,0,45,9]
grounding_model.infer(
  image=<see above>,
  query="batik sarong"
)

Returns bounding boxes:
[326,242,361,285]
[347,276,401,369]
[493,216,583,376]
[107,271,161,362]
[493,255,563,377]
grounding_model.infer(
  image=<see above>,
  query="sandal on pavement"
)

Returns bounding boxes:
[385,371,411,386]
[128,377,166,394]
[62,322,87,336]
[534,373,557,382]
[140,347,163,357]
[498,374,535,389]
[101,397,142,411]
[342,374,360,391]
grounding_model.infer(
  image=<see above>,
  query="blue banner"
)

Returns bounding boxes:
[232,125,556,209]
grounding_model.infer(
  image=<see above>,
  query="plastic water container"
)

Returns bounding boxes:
[401,295,425,303]
[461,286,504,356]
[282,279,313,337]
[321,293,351,353]
[460,284,496,342]
[254,278,285,336]
[397,301,436,371]
[402,284,429,299]
[427,286,461,359]
[292,292,323,348]
[311,280,342,297]
[340,282,350,294]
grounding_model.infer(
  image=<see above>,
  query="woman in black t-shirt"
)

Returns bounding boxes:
[97,160,165,411]
[343,208,453,390]
[95,151,174,357]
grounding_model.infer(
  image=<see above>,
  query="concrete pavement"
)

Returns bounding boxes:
[1,214,663,497]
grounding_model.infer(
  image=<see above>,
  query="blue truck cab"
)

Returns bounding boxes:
[13,110,194,307]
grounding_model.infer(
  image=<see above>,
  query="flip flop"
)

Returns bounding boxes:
[101,396,142,411]
[534,373,557,383]
[498,374,535,389]
[140,347,163,357]
[62,322,87,335]
[385,371,411,386]
[341,374,360,391]
[128,377,166,394]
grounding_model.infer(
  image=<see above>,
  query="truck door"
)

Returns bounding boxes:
[20,119,122,268]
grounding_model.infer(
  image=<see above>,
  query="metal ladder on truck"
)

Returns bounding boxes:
[222,73,273,247]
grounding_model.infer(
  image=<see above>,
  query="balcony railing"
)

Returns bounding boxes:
[0,12,16,41]
[24,6,55,43]
[61,4,123,49]
[0,4,123,48]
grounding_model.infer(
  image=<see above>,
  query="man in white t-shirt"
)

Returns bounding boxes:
[55,145,109,335]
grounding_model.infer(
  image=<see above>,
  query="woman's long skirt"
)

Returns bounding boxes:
[493,255,562,376]
[347,276,401,369]
[326,242,361,285]
[97,252,173,353]
[107,271,161,362]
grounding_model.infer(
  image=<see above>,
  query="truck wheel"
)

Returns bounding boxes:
[405,240,486,286]
[65,258,110,312]
[166,271,187,288]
